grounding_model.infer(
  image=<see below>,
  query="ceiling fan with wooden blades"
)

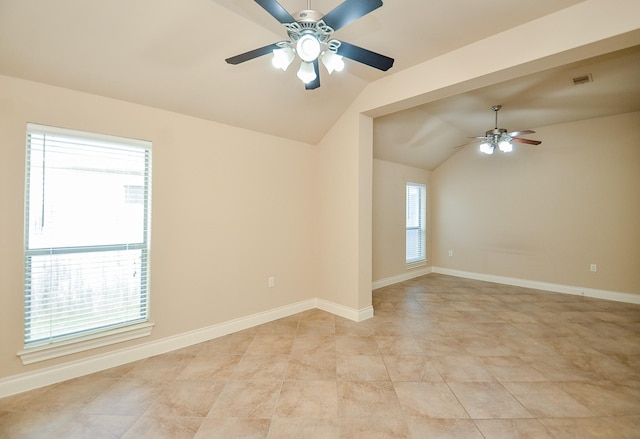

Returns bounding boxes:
[225,0,394,90]
[472,105,542,154]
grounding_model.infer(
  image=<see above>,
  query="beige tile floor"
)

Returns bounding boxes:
[1,274,639,438]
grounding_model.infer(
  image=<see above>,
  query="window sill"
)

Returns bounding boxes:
[17,322,155,365]
[406,260,427,270]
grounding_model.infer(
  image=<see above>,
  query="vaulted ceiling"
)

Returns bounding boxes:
[1,0,638,171]
[374,46,640,170]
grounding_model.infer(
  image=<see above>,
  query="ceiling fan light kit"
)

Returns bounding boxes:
[297,60,317,83]
[321,51,345,74]
[272,46,295,70]
[475,105,541,155]
[226,0,394,89]
[295,33,322,62]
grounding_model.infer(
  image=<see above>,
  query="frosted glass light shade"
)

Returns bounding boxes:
[498,139,513,152]
[479,142,494,155]
[297,61,317,83]
[321,51,344,74]
[296,34,321,62]
[272,47,295,71]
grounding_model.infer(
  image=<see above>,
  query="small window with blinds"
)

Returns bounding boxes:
[406,182,426,265]
[24,123,152,349]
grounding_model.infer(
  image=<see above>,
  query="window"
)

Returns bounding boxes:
[406,182,426,264]
[24,124,152,350]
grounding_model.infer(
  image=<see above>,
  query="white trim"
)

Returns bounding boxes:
[315,299,374,322]
[0,297,365,398]
[431,267,640,304]
[373,266,432,290]
[27,122,151,149]
[406,260,427,270]
[18,322,155,365]
[358,306,375,321]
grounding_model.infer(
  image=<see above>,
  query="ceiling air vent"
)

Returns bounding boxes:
[572,73,593,85]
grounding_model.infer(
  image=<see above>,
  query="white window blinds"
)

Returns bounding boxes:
[24,123,152,347]
[406,182,426,264]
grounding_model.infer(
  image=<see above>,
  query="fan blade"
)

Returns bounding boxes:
[305,59,321,90]
[336,41,394,71]
[254,0,295,24]
[507,129,535,137]
[225,43,281,65]
[512,137,542,145]
[321,0,383,32]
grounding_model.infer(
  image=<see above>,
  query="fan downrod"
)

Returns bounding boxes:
[486,104,505,135]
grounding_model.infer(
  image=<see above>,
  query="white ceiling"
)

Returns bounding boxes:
[0,0,589,144]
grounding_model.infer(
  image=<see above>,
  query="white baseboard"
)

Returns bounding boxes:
[7,268,633,398]
[0,297,367,399]
[431,267,640,304]
[315,299,374,322]
[372,266,432,290]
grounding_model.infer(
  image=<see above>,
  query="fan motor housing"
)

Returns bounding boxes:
[486,128,508,136]
[294,9,323,23]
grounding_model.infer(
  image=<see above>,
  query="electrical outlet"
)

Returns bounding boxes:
[448,250,453,257]
[268,276,275,288]
[590,264,597,272]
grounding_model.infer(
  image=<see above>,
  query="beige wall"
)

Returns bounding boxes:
[372,159,431,282]
[314,110,363,309]
[317,0,640,315]
[0,75,318,380]
[432,112,640,294]
[1,0,638,386]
